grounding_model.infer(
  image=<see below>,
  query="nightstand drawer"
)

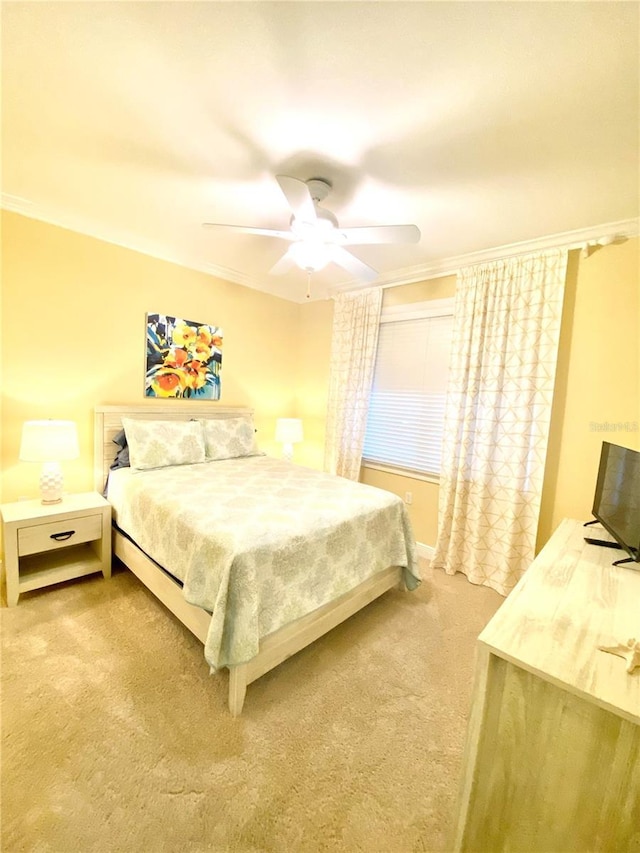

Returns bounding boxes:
[18,514,103,557]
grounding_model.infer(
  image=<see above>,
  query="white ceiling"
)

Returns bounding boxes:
[2,2,638,303]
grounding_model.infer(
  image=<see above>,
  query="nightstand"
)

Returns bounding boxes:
[0,492,112,606]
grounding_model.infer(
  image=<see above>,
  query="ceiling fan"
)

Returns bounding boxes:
[203,175,420,293]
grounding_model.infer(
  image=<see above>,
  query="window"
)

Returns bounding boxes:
[362,298,454,480]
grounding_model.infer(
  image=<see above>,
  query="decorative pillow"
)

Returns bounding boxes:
[109,428,130,470]
[122,418,206,470]
[200,417,260,461]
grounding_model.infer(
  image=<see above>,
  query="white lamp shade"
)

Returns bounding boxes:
[275,418,303,444]
[19,420,80,462]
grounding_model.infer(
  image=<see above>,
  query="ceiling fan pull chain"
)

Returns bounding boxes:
[306,271,312,300]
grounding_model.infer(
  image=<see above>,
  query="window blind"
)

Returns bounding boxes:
[363,311,454,476]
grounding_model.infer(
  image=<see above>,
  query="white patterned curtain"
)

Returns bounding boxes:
[432,249,568,596]
[324,288,383,480]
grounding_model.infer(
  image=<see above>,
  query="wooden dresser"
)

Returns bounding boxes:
[453,518,640,852]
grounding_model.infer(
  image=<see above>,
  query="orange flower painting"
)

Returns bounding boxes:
[145,313,223,399]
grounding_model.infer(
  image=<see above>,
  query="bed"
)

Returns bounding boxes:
[94,404,420,715]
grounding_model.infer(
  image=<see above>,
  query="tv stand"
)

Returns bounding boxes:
[453,519,640,852]
[613,556,640,569]
[583,537,623,550]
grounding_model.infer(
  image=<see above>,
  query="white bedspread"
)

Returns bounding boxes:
[107,457,419,670]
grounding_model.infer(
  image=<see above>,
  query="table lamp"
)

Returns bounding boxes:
[19,420,80,504]
[275,418,303,462]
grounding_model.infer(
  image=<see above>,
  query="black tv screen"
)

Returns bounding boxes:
[592,441,640,562]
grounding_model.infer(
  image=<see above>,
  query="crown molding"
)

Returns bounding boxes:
[3,194,637,303]
[2,193,37,213]
[0,193,291,298]
[330,217,640,295]
[198,260,265,291]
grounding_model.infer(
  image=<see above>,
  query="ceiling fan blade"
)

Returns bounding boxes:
[268,251,297,276]
[337,224,421,245]
[202,223,294,240]
[331,246,379,283]
[275,175,317,224]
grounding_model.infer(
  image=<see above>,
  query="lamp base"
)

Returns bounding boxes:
[282,443,293,463]
[40,461,64,504]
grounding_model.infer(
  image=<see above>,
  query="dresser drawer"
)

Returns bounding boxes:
[18,513,103,557]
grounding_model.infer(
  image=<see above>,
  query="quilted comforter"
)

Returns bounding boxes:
[107,456,419,670]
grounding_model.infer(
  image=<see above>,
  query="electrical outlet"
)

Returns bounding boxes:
[404,491,413,505]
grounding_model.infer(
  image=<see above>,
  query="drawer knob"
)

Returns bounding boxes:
[50,530,76,541]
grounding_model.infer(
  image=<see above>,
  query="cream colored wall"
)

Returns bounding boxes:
[382,276,457,307]
[0,211,300,502]
[0,211,4,503]
[294,298,334,469]
[538,238,640,548]
[360,275,457,546]
[361,466,442,546]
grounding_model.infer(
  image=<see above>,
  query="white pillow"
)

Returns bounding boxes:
[200,417,260,461]
[122,418,206,470]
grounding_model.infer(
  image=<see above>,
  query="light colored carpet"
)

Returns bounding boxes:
[1,558,502,853]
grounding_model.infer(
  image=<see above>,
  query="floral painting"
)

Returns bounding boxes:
[145,313,223,399]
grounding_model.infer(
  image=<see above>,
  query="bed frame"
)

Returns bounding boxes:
[94,404,403,716]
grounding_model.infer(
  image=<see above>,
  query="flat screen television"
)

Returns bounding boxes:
[588,441,640,564]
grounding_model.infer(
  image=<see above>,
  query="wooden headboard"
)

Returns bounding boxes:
[94,404,254,493]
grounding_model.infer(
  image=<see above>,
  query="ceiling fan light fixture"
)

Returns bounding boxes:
[290,215,336,240]
[289,240,333,272]
[202,173,420,286]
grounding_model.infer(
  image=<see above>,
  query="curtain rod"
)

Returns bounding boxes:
[330,223,637,297]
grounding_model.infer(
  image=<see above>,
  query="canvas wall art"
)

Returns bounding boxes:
[145,313,223,399]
